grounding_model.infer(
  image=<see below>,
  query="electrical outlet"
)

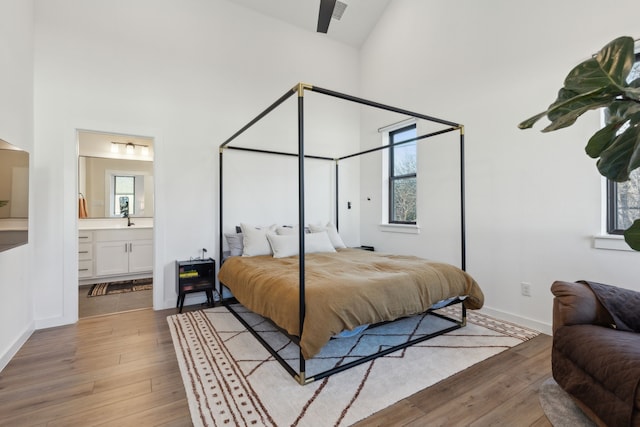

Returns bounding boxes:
[520,282,532,297]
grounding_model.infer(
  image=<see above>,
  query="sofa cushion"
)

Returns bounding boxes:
[553,324,640,426]
[579,280,640,333]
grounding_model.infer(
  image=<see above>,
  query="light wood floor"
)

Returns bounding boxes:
[0,306,553,426]
[78,284,153,318]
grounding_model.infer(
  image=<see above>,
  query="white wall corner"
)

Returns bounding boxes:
[0,321,34,373]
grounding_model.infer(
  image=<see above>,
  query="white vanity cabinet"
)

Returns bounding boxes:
[90,228,153,280]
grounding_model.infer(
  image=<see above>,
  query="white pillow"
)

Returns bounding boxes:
[308,222,346,249]
[224,232,243,256]
[240,223,277,256]
[266,234,299,258]
[267,231,336,258]
[306,231,338,253]
[276,225,298,235]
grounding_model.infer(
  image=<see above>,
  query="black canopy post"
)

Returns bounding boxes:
[335,160,339,231]
[218,148,224,298]
[459,126,466,271]
[296,83,309,384]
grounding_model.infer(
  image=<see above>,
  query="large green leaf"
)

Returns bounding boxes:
[563,36,634,92]
[518,36,636,130]
[624,219,640,251]
[586,121,623,158]
[586,101,640,158]
[542,88,614,132]
[596,116,640,181]
[620,77,640,102]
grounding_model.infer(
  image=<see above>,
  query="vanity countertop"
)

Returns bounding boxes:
[79,218,154,230]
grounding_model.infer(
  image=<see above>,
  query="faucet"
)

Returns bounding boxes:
[120,198,134,226]
[123,211,134,227]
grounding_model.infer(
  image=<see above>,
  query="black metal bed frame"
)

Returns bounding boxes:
[218,83,467,385]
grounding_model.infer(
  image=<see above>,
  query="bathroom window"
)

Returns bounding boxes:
[113,175,135,216]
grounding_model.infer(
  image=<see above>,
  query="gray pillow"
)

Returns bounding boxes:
[224,232,243,256]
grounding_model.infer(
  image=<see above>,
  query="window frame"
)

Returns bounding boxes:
[388,123,417,225]
[607,179,622,234]
[606,51,640,235]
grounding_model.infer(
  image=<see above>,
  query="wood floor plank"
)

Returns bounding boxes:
[470,375,552,426]
[45,386,186,427]
[403,372,531,426]
[354,399,425,426]
[0,307,554,426]
[0,380,151,426]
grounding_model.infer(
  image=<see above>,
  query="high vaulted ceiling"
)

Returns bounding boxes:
[226,0,391,48]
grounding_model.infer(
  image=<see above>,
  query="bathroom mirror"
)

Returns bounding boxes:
[78,130,154,218]
[0,139,29,252]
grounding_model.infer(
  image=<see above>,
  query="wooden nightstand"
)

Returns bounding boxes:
[176,258,216,313]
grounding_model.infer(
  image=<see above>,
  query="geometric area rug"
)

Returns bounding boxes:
[167,305,539,427]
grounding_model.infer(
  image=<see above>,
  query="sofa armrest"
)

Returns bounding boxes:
[550,281,614,334]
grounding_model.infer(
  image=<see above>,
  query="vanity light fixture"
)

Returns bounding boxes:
[110,141,150,156]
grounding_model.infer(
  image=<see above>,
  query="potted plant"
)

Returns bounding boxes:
[0,200,7,208]
[519,36,640,250]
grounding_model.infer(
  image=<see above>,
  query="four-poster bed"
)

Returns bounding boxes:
[217,83,483,384]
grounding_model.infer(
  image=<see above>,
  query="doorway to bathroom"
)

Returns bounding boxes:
[77,130,155,318]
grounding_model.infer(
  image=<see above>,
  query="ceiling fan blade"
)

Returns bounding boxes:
[317,0,336,33]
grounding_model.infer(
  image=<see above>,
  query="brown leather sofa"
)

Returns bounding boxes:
[551,280,640,426]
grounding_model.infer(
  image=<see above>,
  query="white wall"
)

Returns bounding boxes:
[0,0,34,370]
[31,0,361,328]
[359,0,640,332]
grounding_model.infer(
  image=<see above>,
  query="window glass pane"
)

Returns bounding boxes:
[614,168,640,231]
[391,177,416,222]
[392,126,417,176]
[115,176,134,194]
[393,141,416,176]
[114,175,135,216]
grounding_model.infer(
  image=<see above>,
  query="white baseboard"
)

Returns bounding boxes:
[0,322,35,373]
[479,306,552,336]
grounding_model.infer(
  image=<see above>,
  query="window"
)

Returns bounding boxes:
[389,124,417,224]
[608,169,640,234]
[113,175,135,216]
[607,52,640,234]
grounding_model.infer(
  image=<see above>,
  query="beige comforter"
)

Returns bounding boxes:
[217,248,484,359]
